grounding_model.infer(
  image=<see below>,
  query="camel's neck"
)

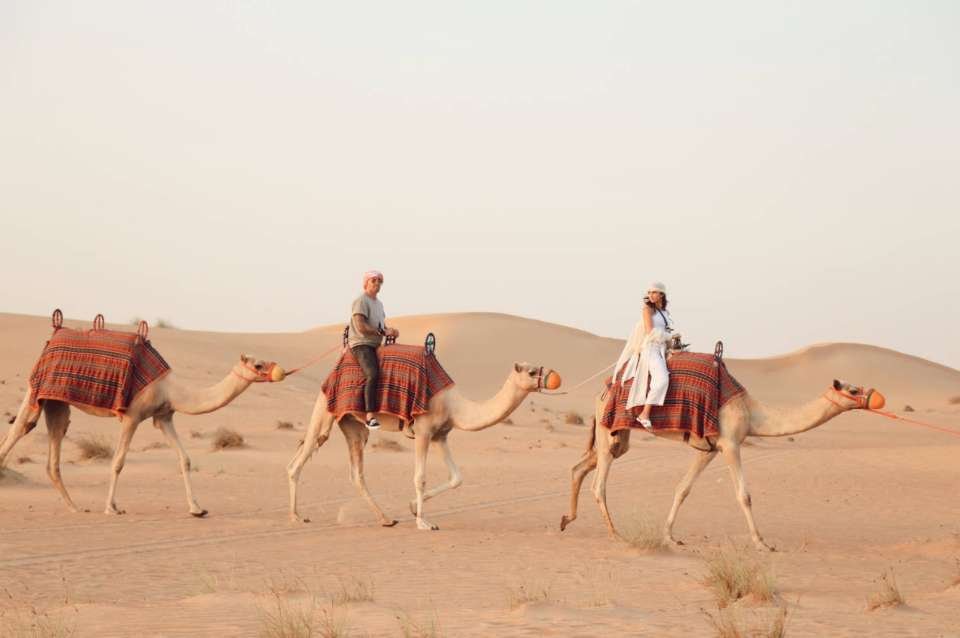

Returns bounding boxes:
[448,378,529,432]
[168,368,253,415]
[747,394,846,437]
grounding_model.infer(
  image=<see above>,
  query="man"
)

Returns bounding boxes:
[348,270,399,430]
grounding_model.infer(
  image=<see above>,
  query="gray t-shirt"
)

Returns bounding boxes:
[348,294,386,348]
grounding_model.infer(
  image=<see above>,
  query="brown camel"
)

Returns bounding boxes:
[0,354,282,516]
[560,379,885,550]
[287,362,561,530]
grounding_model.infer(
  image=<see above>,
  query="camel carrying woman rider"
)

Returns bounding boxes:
[610,281,678,429]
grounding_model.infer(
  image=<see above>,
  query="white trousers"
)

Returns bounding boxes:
[643,345,669,406]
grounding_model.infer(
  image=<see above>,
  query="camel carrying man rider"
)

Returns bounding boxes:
[348,270,399,430]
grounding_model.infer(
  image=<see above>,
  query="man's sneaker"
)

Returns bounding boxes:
[365,417,381,431]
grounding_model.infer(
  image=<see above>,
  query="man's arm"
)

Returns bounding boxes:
[352,313,382,337]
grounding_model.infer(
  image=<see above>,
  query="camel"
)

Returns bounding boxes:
[287,362,561,530]
[560,378,885,551]
[0,354,281,517]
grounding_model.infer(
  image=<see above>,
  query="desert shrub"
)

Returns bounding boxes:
[564,412,585,425]
[74,434,113,460]
[211,428,245,450]
[701,544,777,608]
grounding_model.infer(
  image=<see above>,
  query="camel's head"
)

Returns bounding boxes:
[512,362,562,392]
[829,379,885,410]
[236,354,286,383]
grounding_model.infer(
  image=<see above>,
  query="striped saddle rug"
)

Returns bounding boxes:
[323,344,455,423]
[29,327,171,415]
[600,352,746,439]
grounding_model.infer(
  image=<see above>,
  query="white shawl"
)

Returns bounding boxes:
[611,312,674,410]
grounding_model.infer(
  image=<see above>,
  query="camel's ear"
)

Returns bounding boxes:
[514,362,523,373]
[240,353,250,363]
[832,379,843,391]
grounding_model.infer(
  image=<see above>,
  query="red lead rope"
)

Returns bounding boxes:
[823,391,960,439]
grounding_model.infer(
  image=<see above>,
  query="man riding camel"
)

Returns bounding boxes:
[348,270,399,430]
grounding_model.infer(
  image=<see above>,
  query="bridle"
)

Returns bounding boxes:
[822,386,877,411]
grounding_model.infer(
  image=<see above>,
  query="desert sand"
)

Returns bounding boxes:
[1,311,958,636]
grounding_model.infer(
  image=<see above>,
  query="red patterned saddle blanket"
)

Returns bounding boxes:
[600,352,746,439]
[29,327,171,415]
[322,344,455,422]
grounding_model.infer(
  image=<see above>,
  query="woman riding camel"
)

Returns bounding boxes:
[610,281,678,430]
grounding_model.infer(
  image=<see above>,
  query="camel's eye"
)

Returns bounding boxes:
[849,388,859,395]
[255,363,263,371]
[528,370,537,377]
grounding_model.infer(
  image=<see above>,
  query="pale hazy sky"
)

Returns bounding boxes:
[2,2,959,369]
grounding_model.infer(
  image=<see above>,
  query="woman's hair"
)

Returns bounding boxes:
[643,294,668,310]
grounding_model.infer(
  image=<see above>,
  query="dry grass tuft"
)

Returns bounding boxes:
[903,405,915,412]
[398,608,445,638]
[155,318,176,329]
[189,430,205,439]
[369,437,404,452]
[501,417,514,425]
[211,428,245,450]
[621,511,669,552]
[701,544,777,608]
[866,568,905,611]
[276,420,295,431]
[331,576,375,605]
[505,580,554,609]
[74,434,113,460]
[140,441,168,452]
[257,588,351,638]
[703,603,789,638]
[564,412,585,425]
[15,456,33,465]
[948,395,960,405]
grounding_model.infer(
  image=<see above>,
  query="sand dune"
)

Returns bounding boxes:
[1,311,958,636]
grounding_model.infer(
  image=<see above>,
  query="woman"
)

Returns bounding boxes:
[610,281,677,429]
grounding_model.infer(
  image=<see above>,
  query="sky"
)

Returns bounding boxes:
[2,1,958,369]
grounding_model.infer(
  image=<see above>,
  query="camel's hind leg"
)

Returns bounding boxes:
[155,414,207,517]
[408,433,462,515]
[0,392,41,469]
[42,401,85,513]
[104,416,141,515]
[720,442,773,551]
[663,449,717,546]
[341,419,397,527]
[286,398,336,523]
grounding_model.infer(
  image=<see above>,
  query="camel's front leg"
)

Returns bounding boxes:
[560,444,597,531]
[155,414,207,517]
[286,407,335,523]
[592,444,619,539]
[42,402,85,513]
[720,443,773,551]
[342,421,397,527]
[663,449,717,546]
[104,417,140,515]
[408,435,461,515]
[412,429,438,530]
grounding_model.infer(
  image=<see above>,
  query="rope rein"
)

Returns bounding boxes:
[824,390,960,439]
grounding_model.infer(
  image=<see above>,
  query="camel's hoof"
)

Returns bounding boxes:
[290,516,311,524]
[381,519,399,527]
[417,520,439,531]
[105,508,126,516]
[665,537,685,547]
[190,509,209,518]
[560,515,572,531]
